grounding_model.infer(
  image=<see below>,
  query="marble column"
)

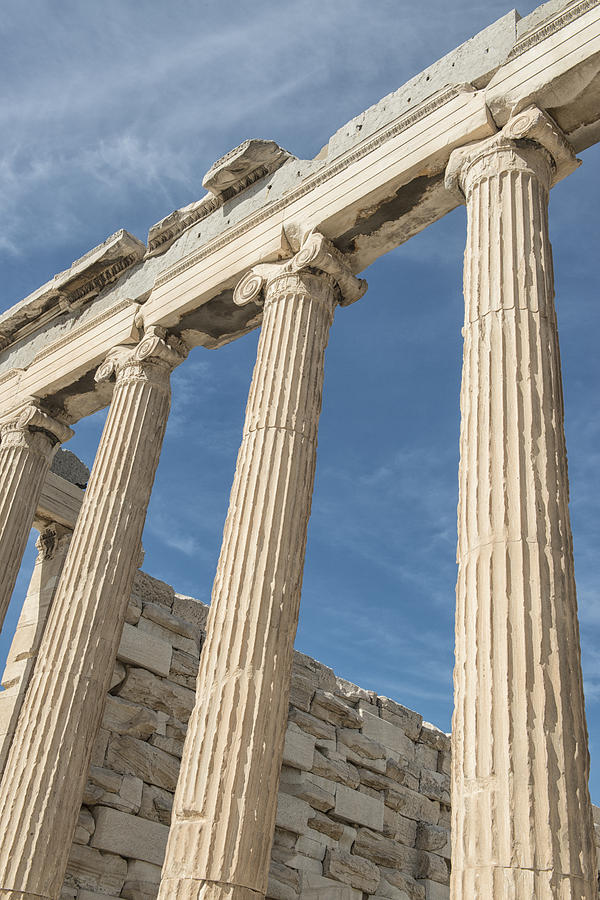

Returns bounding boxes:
[158,231,366,900]
[0,522,72,776]
[446,106,596,898]
[0,404,72,631]
[0,327,186,900]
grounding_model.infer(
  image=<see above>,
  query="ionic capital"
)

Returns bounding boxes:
[446,105,580,202]
[0,402,73,452]
[35,522,73,561]
[95,326,188,387]
[233,230,367,310]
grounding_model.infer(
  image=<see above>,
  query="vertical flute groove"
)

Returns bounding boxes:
[449,138,596,898]
[0,427,61,631]
[0,351,177,900]
[159,272,337,900]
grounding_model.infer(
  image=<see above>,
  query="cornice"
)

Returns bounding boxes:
[154,86,464,290]
[509,0,599,60]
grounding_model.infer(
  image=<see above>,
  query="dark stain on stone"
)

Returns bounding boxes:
[174,289,262,341]
[335,172,444,255]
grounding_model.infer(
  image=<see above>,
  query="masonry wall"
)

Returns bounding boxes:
[3,565,598,899]
[55,570,451,900]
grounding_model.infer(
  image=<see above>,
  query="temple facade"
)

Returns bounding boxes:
[0,2,600,897]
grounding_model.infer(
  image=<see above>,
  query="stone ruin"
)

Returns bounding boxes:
[0,2,600,897]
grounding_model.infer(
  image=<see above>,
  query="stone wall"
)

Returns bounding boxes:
[57,570,452,899]
[1,565,592,899]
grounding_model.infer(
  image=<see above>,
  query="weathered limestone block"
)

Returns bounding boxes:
[279,768,335,813]
[312,749,360,788]
[386,757,420,791]
[137,616,198,656]
[275,794,311,836]
[416,851,449,885]
[289,673,316,712]
[335,678,378,705]
[415,743,438,772]
[323,848,380,893]
[383,807,418,847]
[117,623,172,677]
[415,823,448,853]
[125,595,142,625]
[103,695,160,739]
[417,724,448,753]
[267,860,300,900]
[83,767,142,815]
[74,808,96,846]
[141,600,199,641]
[288,708,336,742]
[338,728,386,760]
[384,785,440,825]
[311,690,362,729]
[354,827,419,874]
[150,733,183,758]
[65,844,127,895]
[171,593,209,631]
[122,860,162,900]
[169,648,199,689]
[377,698,423,742]
[106,734,179,792]
[359,710,414,759]
[302,871,363,899]
[283,724,316,771]
[111,661,127,690]
[131,571,175,610]
[357,767,401,793]
[139,783,173,826]
[91,807,169,867]
[419,880,449,900]
[115,666,195,721]
[333,784,384,831]
[307,811,345,841]
[418,770,450,805]
[379,868,425,900]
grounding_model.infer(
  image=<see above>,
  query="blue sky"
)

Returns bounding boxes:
[2,0,600,799]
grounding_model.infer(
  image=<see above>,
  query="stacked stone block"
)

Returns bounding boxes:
[5,567,585,897]
[60,571,206,900]
[56,569,453,900]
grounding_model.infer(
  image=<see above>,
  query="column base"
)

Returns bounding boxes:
[158,879,264,900]
[452,866,596,899]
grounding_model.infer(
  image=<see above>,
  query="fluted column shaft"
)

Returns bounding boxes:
[447,109,596,898]
[0,406,72,631]
[159,234,365,900]
[0,328,185,900]
[0,523,72,777]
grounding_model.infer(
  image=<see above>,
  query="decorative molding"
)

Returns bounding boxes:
[30,299,139,366]
[202,139,292,199]
[95,326,187,384]
[0,231,145,354]
[146,195,222,257]
[155,86,464,289]
[234,230,367,308]
[0,368,22,387]
[446,106,579,201]
[508,0,599,60]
